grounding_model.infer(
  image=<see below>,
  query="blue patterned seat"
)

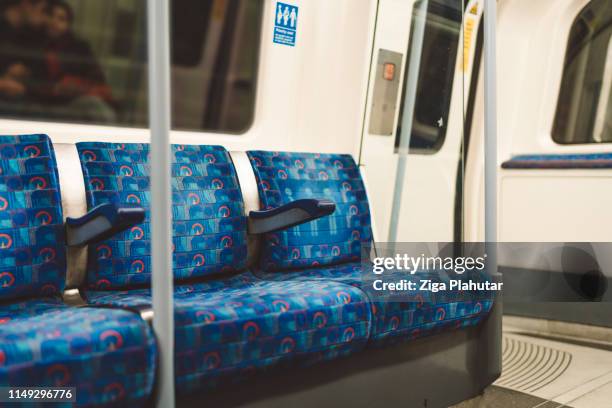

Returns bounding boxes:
[247,150,494,345]
[76,143,371,394]
[246,151,372,271]
[0,299,156,405]
[77,143,247,290]
[255,263,493,345]
[0,135,156,407]
[86,273,371,394]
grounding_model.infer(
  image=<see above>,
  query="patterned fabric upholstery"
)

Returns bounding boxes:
[254,263,494,345]
[502,152,612,169]
[255,262,364,286]
[247,151,372,271]
[0,135,157,406]
[85,271,371,394]
[0,134,66,301]
[247,150,494,344]
[0,299,156,407]
[76,142,248,290]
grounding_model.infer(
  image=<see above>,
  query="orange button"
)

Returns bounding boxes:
[383,63,395,81]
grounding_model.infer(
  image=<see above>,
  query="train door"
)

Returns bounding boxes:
[463,0,612,324]
[359,0,483,242]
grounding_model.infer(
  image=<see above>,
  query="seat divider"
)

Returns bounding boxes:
[55,143,89,288]
[230,151,263,267]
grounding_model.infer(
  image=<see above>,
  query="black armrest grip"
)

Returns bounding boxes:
[248,199,335,234]
[65,203,145,247]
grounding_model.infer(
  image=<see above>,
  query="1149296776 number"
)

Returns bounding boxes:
[1,387,76,403]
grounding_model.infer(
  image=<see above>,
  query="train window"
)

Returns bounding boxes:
[0,0,263,133]
[396,0,463,153]
[552,0,612,144]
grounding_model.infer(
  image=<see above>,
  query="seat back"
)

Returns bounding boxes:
[247,151,372,271]
[76,143,248,290]
[0,134,66,300]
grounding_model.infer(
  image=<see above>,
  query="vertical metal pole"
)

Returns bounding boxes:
[388,0,428,243]
[484,0,497,273]
[483,1,502,379]
[148,1,175,407]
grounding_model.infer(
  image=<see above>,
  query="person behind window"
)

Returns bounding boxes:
[28,0,116,123]
[0,0,47,101]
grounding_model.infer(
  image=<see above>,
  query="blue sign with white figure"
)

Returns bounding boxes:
[273,2,298,47]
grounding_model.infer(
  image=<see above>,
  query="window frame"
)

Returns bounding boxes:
[0,0,265,136]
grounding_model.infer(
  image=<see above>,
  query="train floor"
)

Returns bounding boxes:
[454,319,612,408]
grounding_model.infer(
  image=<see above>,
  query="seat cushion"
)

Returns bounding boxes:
[247,151,373,272]
[76,143,248,290]
[255,262,364,286]
[0,298,156,407]
[85,272,371,394]
[0,134,66,301]
[254,263,494,345]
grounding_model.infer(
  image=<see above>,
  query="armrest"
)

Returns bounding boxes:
[248,199,335,234]
[65,203,145,247]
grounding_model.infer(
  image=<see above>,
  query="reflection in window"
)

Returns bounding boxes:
[0,0,263,133]
[553,0,612,144]
[396,0,463,153]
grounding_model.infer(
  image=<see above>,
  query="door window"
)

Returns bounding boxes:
[395,0,464,152]
[552,0,612,144]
